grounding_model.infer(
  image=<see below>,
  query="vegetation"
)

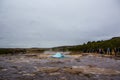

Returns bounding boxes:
[68,37,120,52]
[0,48,46,54]
[52,37,120,55]
[0,37,120,55]
[0,48,26,54]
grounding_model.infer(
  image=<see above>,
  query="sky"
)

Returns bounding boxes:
[0,0,120,48]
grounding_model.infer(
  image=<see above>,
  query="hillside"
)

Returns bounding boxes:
[0,37,120,54]
[52,37,120,52]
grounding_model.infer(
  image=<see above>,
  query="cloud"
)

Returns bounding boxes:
[0,0,120,48]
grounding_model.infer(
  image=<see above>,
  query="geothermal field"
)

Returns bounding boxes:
[0,53,120,80]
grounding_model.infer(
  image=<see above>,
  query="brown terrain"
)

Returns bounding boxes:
[0,52,120,80]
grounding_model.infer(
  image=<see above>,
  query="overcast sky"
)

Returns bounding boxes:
[0,0,120,48]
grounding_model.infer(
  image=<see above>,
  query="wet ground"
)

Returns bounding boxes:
[0,53,120,80]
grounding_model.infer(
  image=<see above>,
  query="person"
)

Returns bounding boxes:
[114,48,117,56]
[107,48,110,55]
[103,48,107,54]
[98,48,104,57]
[99,48,103,54]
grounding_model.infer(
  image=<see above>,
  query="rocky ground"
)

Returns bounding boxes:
[0,53,120,80]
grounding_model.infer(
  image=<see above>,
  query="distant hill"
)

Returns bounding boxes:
[52,37,120,52]
[0,48,46,54]
[0,37,120,54]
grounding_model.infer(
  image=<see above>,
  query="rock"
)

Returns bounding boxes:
[83,73,93,78]
[1,69,8,71]
[59,77,67,80]
[11,65,20,69]
[39,67,60,73]
[87,65,96,68]
[0,66,4,69]
[74,58,81,62]
[49,72,61,76]
[63,66,83,74]
[49,61,64,64]
[82,53,89,56]
[22,73,35,76]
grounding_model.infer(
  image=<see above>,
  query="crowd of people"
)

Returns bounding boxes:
[82,47,120,56]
